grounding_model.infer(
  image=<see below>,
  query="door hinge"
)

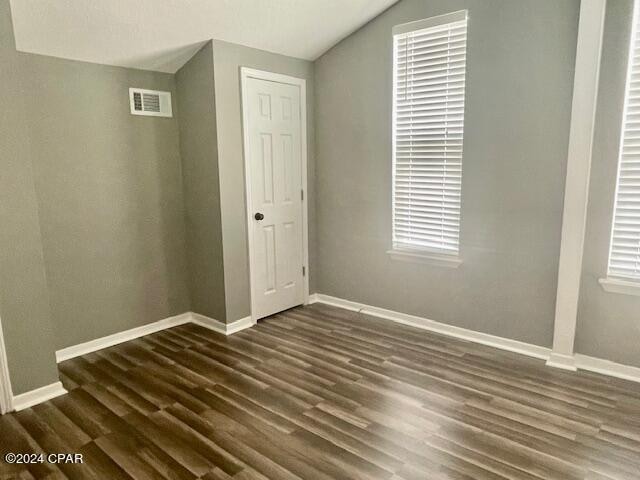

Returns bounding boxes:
[302,266,306,276]
[301,189,304,201]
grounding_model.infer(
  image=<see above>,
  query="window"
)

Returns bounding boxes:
[606,2,640,283]
[391,10,468,259]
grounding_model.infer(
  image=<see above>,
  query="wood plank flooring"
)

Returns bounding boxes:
[1,303,640,479]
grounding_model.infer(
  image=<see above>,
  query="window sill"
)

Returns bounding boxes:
[387,249,462,268]
[599,277,640,297]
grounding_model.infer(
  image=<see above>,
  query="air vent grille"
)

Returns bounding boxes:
[129,88,172,117]
[133,92,143,111]
[142,93,160,112]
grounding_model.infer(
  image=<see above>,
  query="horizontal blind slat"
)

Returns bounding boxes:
[605,10,640,278]
[393,16,467,255]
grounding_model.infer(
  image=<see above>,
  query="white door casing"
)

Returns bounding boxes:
[241,68,309,321]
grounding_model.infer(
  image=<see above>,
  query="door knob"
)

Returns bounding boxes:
[254,212,264,221]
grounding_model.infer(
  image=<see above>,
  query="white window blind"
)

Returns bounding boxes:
[392,10,468,256]
[607,3,640,280]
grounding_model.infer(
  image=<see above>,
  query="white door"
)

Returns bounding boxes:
[243,70,306,321]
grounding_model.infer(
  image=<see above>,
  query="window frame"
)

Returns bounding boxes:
[601,0,640,295]
[389,10,468,266]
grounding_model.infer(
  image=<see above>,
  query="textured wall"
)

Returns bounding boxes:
[576,0,640,368]
[8,0,634,397]
[314,0,579,347]
[211,40,316,321]
[21,53,190,350]
[0,0,59,394]
[176,42,227,321]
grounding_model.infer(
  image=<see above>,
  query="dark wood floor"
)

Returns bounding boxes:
[1,303,640,480]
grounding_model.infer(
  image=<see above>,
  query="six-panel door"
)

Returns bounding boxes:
[245,76,304,320]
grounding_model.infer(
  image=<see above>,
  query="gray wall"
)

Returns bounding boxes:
[0,0,59,394]
[576,0,640,368]
[314,0,579,347]
[176,42,227,322]
[211,40,316,321]
[20,53,191,349]
[8,0,632,396]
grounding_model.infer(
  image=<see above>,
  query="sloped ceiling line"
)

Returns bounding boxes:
[9,0,398,73]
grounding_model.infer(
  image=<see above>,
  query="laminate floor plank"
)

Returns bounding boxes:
[1,303,639,479]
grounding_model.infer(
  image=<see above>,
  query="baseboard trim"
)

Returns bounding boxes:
[310,293,640,384]
[56,312,256,363]
[41,297,640,410]
[575,354,640,383]
[11,311,256,412]
[190,312,227,334]
[311,294,551,360]
[546,353,578,371]
[55,312,192,363]
[12,381,67,411]
[191,313,254,335]
[226,316,256,334]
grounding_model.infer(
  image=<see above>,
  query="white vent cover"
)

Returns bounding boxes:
[129,88,172,117]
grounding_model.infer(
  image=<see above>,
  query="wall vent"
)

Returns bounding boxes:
[129,88,172,117]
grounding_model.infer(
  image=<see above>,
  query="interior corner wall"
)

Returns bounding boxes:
[210,40,316,322]
[576,0,640,368]
[176,41,227,322]
[0,0,59,395]
[19,53,191,350]
[314,0,580,347]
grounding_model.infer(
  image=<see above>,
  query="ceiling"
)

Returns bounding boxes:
[9,0,398,73]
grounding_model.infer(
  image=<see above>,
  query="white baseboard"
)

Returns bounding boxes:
[28,298,639,414]
[575,354,640,383]
[56,312,256,364]
[12,381,67,411]
[191,313,255,335]
[226,316,256,334]
[311,294,552,360]
[7,311,256,413]
[55,312,192,362]
[190,312,227,334]
[310,293,640,384]
[546,353,578,371]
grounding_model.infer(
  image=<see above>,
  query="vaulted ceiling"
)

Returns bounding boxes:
[9,0,398,73]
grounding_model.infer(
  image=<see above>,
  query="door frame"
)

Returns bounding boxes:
[240,67,310,323]
[0,315,13,414]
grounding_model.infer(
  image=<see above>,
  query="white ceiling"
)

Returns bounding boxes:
[9,0,397,73]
